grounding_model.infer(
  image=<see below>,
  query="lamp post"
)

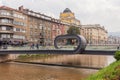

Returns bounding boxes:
[39,24,45,46]
[42,25,45,46]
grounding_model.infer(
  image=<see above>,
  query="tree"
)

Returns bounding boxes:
[67,26,80,45]
[67,26,80,35]
[114,50,120,61]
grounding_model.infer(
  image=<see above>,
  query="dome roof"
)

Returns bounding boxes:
[63,8,72,13]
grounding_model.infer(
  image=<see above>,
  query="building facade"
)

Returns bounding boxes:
[108,35,120,44]
[0,6,26,44]
[60,8,80,25]
[0,6,108,46]
[81,24,108,45]
[0,6,69,45]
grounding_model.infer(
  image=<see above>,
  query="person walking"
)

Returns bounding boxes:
[0,40,2,49]
[3,41,7,49]
[30,43,34,49]
[117,46,120,50]
[36,43,39,49]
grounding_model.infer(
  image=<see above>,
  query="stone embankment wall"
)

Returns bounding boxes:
[43,54,107,68]
[0,54,19,62]
[27,54,111,68]
[0,54,10,62]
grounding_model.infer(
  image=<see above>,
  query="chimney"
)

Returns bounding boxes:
[19,5,24,11]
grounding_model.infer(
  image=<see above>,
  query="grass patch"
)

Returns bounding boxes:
[114,50,120,61]
[17,54,58,59]
[86,60,120,80]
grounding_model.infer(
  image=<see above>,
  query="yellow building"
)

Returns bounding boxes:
[60,8,80,25]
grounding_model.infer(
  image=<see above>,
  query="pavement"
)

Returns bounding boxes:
[0,45,118,51]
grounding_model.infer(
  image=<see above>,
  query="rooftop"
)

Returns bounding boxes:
[63,8,72,13]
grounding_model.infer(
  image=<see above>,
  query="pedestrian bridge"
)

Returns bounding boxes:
[0,34,116,55]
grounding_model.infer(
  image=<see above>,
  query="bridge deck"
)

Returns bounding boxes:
[0,49,116,55]
[84,50,116,55]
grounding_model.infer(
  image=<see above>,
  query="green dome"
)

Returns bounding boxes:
[63,8,72,13]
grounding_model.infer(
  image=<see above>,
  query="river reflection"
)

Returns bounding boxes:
[19,54,115,68]
[0,62,97,80]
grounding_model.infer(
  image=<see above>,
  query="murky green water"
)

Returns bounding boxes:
[0,62,97,80]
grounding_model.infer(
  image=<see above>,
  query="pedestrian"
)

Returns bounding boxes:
[117,46,119,50]
[0,40,2,49]
[30,43,34,49]
[3,41,7,49]
[36,43,39,49]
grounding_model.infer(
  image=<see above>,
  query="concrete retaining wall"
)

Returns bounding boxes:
[27,54,113,68]
[0,54,19,62]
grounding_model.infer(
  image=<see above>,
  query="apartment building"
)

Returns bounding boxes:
[81,24,108,45]
[0,6,26,44]
[0,6,68,45]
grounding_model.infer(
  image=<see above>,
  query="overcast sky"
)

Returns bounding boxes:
[0,0,120,32]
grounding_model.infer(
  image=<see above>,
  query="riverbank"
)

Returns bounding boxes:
[86,50,120,80]
[86,60,120,80]
[16,54,112,69]
[17,54,56,59]
[17,54,117,80]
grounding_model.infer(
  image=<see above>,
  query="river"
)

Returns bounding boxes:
[0,62,97,80]
[0,54,116,80]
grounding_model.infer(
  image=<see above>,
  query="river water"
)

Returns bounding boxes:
[0,62,97,80]
[0,54,116,80]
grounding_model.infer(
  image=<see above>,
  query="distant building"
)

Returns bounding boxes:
[108,35,120,44]
[60,8,80,25]
[81,24,108,45]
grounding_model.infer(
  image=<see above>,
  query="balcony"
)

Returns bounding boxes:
[0,30,14,34]
[0,22,14,27]
[0,15,14,19]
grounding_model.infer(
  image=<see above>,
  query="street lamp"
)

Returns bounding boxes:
[39,24,45,46]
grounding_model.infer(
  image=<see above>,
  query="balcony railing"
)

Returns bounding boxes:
[0,30,14,34]
[0,15,14,19]
[0,22,14,27]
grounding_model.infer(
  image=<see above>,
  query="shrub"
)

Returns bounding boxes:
[114,50,120,61]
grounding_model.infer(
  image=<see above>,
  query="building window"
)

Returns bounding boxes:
[6,27,12,31]
[1,26,12,31]
[1,34,10,38]
[13,21,26,26]
[22,29,26,33]
[1,26,6,30]
[13,35,25,39]
[14,28,22,32]
[13,28,16,31]
[16,28,20,32]
[0,10,11,16]
[13,13,25,20]
[0,19,12,23]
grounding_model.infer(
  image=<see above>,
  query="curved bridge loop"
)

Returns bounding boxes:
[54,34,87,53]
